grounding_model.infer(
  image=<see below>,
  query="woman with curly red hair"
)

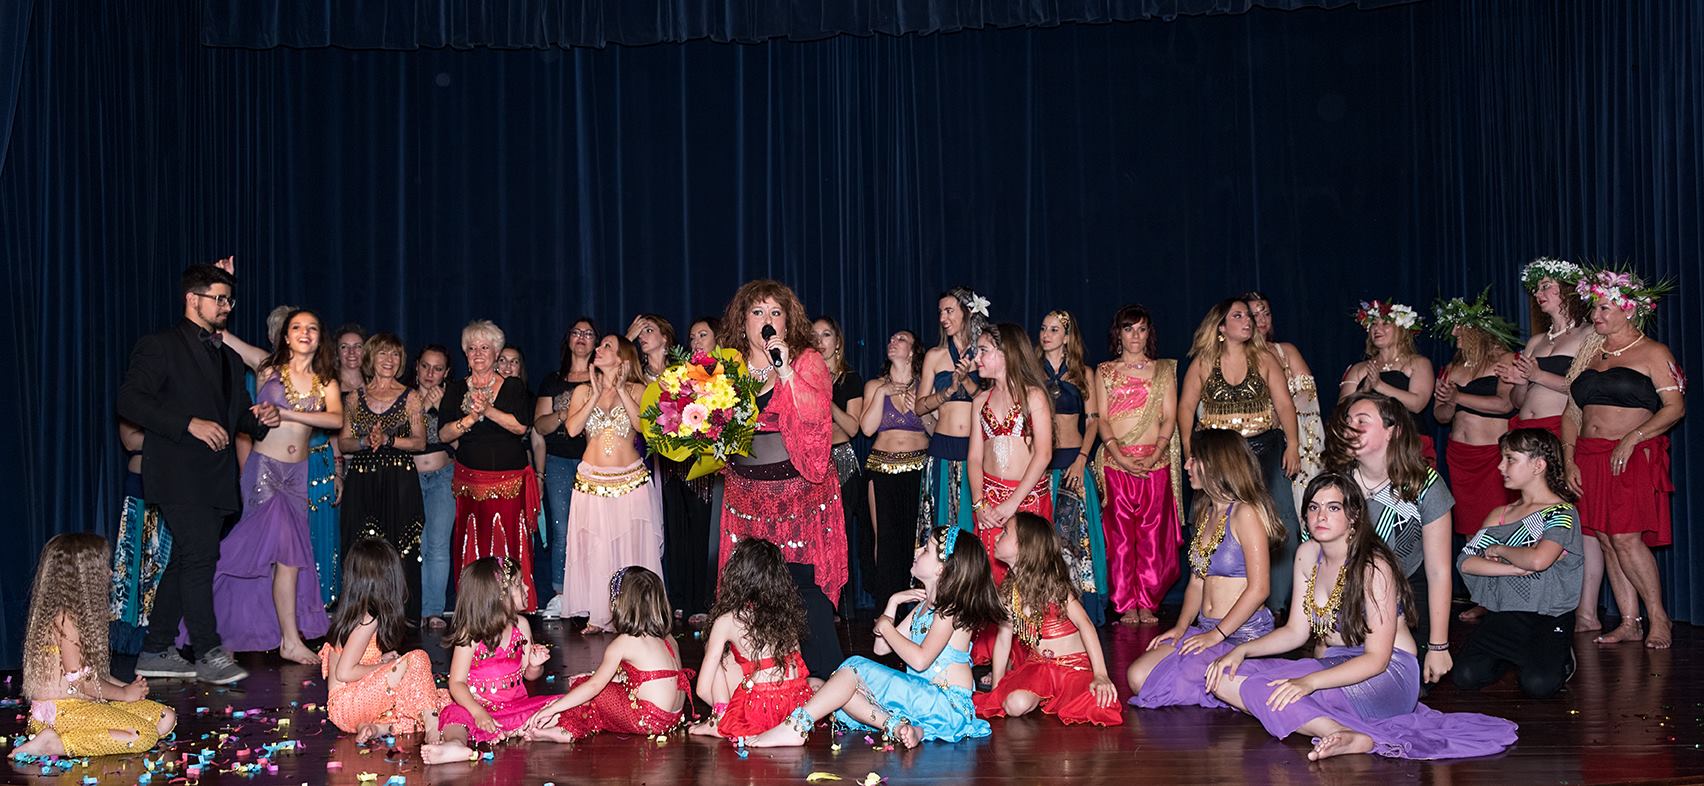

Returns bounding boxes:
[716,280,848,677]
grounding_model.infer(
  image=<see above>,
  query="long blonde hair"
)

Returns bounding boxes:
[1043,310,1089,394]
[1188,297,1273,373]
[23,534,112,699]
[1189,430,1286,546]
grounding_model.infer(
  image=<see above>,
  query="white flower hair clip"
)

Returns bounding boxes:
[965,293,991,318]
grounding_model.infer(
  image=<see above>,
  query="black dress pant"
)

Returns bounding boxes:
[788,563,846,678]
[144,503,230,655]
[1453,610,1576,698]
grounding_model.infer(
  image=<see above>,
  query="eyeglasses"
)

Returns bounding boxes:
[191,292,236,308]
[570,329,597,339]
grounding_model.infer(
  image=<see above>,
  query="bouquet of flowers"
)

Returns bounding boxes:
[638,347,763,480]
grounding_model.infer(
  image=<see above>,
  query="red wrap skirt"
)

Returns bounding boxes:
[1576,436,1672,547]
[1446,440,1515,536]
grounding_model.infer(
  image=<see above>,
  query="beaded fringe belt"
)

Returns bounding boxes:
[865,449,928,474]
[573,465,651,498]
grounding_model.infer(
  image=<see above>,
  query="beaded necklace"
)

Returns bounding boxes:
[279,370,325,412]
[1304,557,1350,641]
[1188,502,1233,577]
[1007,585,1042,650]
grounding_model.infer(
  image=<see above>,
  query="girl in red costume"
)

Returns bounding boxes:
[977,512,1120,725]
[690,538,813,741]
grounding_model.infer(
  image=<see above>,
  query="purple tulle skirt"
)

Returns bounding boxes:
[1131,609,1275,709]
[1237,646,1518,760]
[213,453,330,652]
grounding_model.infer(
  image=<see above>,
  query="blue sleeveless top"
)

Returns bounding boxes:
[931,341,982,403]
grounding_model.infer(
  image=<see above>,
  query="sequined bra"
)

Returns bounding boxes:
[980,400,1030,439]
[1198,356,1275,436]
[258,372,326,413]
[907,606,973,681]
[879,393,926,433]
[586,405,632,439]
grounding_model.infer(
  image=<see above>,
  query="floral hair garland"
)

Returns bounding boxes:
[1519,256,1586,293]
[1575,268,1674,329]
[1432,287,1521,348]
[1354,299,1422,332]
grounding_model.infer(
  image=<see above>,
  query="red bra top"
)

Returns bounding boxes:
[621,639,691,692]
[980,400,1030,439]
[1035,604,1076,639]
[730,642,806,680]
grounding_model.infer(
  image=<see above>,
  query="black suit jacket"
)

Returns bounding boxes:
[117,319,270,511]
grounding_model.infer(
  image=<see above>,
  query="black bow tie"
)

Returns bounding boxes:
[199,329,223,350]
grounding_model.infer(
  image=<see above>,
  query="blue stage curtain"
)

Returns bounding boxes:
[201,0,1417,50]
[2,0,1702,666]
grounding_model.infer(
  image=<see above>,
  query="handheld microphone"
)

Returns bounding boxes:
[761,325,784,368]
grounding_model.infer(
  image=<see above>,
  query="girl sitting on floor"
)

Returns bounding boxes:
[14,533,176,759]
[689,538,814,740]
[1204,473,1518,760]
[743,527,1004,749]
[320,537,449,743]
[422,557,555,764]
[976,512,1120,725]
[525,567,693,742]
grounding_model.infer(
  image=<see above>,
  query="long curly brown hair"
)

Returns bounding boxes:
[720,279,814,360]
[1002,512,1077,622]
[23,534,112,699]
[709,539,805,661]
[930,527,1006,633]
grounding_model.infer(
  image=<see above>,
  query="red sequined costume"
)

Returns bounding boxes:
[554,640,695,739]
[437,625,556,743]
[974,603,1122,726]
[719,349,848,606]
[715,644,814,738]
[977,399,1053,584]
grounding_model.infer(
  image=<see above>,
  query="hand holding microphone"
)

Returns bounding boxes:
[761,324,787,369]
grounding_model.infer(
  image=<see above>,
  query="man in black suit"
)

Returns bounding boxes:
[118,264,280,684]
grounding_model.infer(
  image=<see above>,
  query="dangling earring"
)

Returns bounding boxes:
[1217,333,1225,343]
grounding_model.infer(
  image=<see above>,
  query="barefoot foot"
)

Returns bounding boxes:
[524,726,577,743]
[1308,731,1375,760]
[279,640,320,665]
[895,722,922,750]
[688,721,724,737]
[11,730,65,758]
[1137,609,1160,625]
[1646,617,1672,649]
[741,724,809,748]
[1575,615,1602,634]
[1119,612,1142,626]
[1595,619,1643,645]
[421,742,474,765]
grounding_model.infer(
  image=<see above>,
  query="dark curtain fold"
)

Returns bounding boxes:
[0,0,34,175]
[202,0,1418,49]
[3,0,1702,667]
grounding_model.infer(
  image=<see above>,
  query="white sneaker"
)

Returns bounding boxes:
[541,594,563,620]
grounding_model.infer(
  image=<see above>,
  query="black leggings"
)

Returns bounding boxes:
[1453,610,1575,698]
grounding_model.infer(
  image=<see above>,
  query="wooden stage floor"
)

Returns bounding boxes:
[4,612,1702,785]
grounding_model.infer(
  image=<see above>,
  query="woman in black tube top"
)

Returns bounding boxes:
[1562,269,1683,649]
[1341,300,1437,466]
[1498,257,1601,629]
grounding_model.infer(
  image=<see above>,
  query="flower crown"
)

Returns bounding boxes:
[1354,299,1422,331]
[1519,256,1586,292]
[1575,268,1675,328]
[1431,287,1520,348]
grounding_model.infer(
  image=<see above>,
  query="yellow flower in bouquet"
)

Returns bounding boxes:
[639,347,762,480]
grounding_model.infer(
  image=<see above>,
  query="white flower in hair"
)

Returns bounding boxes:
[966,293,991,318]
[1388,303,1420,330]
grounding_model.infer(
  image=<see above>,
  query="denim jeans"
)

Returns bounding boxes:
[544,454,580,596]
[418,463,456,617]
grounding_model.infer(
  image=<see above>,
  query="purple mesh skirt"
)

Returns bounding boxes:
[212,453,330,652]
[1130,609,1275,709]
[1237,646,1517,759]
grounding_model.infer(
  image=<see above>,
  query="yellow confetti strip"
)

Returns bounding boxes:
[806,774,843,783]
